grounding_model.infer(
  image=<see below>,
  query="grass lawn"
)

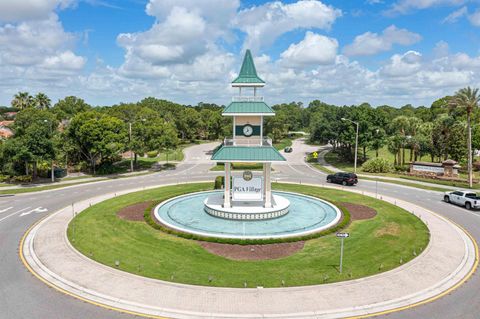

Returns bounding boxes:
[67,182,429,288]
[0,172,154,195]
[273,138,292,150]
[210,162,267,171]
[0,180,98,195]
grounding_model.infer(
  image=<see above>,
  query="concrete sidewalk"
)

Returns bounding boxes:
[22,182,477,319]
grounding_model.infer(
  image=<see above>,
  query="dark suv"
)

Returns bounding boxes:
[326,172,358,186]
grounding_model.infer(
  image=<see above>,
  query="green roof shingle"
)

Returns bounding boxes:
[223,101,274,115]
[232,50,265,84]
[212,146,286,162]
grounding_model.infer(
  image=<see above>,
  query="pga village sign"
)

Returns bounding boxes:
[232,170,263,201]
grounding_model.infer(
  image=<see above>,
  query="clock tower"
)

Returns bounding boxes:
[211,50,286,210]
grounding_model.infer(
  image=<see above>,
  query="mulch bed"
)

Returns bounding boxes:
[118,200,376,260]
[340,202,377,220]
[116,201,153,221]
[199,241,305,261]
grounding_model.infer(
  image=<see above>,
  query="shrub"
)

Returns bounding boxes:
[214,176,224,189]
[10,175,32,183]
[0,174,10,183]
[394,165,409,173]
[146,151,158,158]
[96,162,123,175]
[143,201,351,245]
[361,158,392,173]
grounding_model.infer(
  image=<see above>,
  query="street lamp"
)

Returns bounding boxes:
[44,119,55,182]
[341,117,359,174]
[129,119,146,172]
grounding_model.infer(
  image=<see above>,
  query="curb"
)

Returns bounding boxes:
[21,182,478,319]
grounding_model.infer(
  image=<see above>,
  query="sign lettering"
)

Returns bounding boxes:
[232,177,263,201]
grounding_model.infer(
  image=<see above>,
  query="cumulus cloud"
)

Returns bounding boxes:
[380,51,422,77]
[343,25,421,56]
[280,31,338,67]
[385,0,465,15]
[118,7,207,65]
[0,14,84,69]
[236,0,341,51]
[116,0,242,81]
[0,0,75,22]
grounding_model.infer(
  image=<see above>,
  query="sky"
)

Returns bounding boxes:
[1,0,480,108]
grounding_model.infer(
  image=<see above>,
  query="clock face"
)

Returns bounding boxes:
[243,124,254,137]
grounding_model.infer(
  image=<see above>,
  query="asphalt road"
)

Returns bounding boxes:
[0,141,479,319]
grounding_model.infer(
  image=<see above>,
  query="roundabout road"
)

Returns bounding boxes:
[0,141,479,319]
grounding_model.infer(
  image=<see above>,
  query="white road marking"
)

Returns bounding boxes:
[19,207,48,217]
[0,206,31,223]
[0,207,13,213]
[287,163,306,177]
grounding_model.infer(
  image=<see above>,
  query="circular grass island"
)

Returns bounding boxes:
[67,182,430,288]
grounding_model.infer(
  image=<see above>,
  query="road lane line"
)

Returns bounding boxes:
[0,206,31,223]
[0,207,13,213]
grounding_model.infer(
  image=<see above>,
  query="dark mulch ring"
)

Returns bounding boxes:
[117,201,153,221]
[200,241,305,261]
[340,202,377,221]
[118,200,375,260]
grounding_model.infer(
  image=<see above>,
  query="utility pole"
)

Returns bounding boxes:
[341,118,359,173]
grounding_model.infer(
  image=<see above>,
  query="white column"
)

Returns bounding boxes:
[224,162,231,208]
[264,162,272,208]
[233,116,236,144]
[260,115,263,146]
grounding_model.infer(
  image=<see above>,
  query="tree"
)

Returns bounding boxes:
[159,123,180,163]
[8,108,58,178]
[67,111,127,174]
[34,93,51,110]
[450,87,480,187]
[390,116,411,165]
[370,128,387,158]
[11,92,33,110]
[52,96,91,120]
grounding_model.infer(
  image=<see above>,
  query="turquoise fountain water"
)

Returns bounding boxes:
[154,191,341,239]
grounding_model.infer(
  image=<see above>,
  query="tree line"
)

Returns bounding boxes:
[0,95,235,179]
[307,87,480,187]
[0,87,478,185]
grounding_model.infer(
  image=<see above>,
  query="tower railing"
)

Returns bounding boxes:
[224,137,272,146]
[232,96,264,102]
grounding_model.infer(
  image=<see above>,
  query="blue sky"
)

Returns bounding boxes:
[1,0,480,107]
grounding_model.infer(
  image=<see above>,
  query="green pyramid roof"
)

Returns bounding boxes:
[212,146,286,162]
[222,101,274,115]
[232,50,265,84]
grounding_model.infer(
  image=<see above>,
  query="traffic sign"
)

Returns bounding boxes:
[336,232,349,238]
[312,151,318,159]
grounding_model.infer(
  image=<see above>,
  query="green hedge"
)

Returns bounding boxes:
[214,175,224,189]
[144,199,351,245]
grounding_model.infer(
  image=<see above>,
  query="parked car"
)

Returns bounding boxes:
[444,190,480,210]
[284,147,293,153]
[326,172,358,186]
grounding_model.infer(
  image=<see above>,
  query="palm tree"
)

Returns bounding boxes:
[450,87,480,188]
[34,92,51,110]
[11,92,33,110]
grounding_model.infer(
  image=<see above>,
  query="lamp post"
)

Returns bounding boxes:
[44,119,55,182]
[341,117,359,173]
